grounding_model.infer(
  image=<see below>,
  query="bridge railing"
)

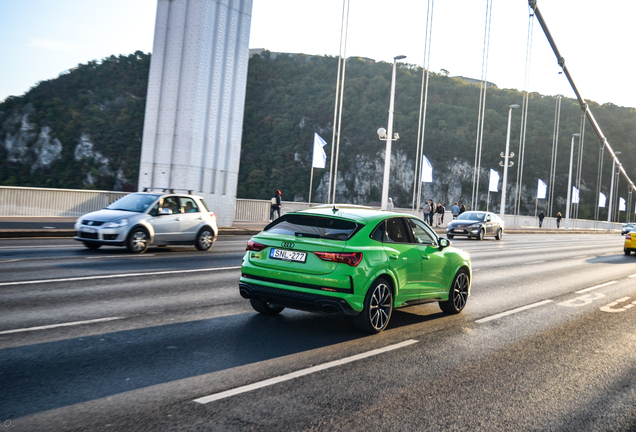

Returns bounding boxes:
[0,186,623,230]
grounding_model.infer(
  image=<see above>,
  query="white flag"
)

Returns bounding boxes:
[421,155,433,183]
[599,193,606,208]
[312,133,327,169]
[572,187,579,204]
[620,197,626,211]
[489,169,500,192]
[537,179,547,199]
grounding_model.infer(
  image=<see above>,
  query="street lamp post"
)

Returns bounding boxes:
[607,151,621,231]
[564,133,581,230]
[499,104,520,221]
[378,55,406,210]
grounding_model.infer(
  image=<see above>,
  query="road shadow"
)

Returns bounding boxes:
[0,303,451,419]
[585,254,636,264]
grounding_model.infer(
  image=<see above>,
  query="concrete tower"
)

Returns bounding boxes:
[138,0,253,227]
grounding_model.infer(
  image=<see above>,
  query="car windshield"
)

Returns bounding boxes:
[456,212,485,222]
[265,214,360,241]
[106,193,160,213]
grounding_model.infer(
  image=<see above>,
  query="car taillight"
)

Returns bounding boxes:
[209,213,216,224]
[627,234,632,240]
[246,240,266,251]
[314,251,363,267]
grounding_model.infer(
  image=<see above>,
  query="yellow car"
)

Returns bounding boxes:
[625,233,636,255]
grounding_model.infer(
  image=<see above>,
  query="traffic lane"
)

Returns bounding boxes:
[0,238,251,283]
[13,277,636,431]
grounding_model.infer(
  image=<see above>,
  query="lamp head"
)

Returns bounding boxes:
[510,104,520,109]
[394,55,407,61]
[572,133,580,137]
[377,128,387,139]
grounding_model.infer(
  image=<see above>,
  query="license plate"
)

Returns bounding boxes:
[81,227,97,234]
[453,229,467,234]
[269,248,307,263]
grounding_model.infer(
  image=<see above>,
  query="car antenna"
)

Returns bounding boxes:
[332,205,339,213]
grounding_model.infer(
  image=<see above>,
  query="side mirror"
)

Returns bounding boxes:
[439,238,451,250]
[159,208,173,216]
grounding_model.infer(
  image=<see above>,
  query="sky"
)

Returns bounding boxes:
[1,0,635,109]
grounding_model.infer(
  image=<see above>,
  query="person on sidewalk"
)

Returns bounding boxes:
[451,202,460,219]
[556,212,562,229]
[429,200,436,225]
[423,201,431,224]
[270,190,282,221]
[538,211,545,228]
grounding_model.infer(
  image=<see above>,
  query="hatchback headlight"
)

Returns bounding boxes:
[104,219,129,228]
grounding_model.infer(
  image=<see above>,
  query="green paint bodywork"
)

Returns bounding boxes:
[240,207,471,314]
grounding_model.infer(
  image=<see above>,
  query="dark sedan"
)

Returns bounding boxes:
[446,211,503,240]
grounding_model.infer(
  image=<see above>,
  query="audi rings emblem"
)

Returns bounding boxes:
[281,241,295,249]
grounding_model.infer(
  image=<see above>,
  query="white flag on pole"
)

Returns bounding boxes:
[312,133,327,169]
[421,155,433,183]
[572,187,580,204]
[599,193,606,208]
[620,197,626,211]
[537,179,547,199]
[489,169,500,192]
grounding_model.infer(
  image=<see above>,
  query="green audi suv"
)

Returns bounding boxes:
[239,206,471,333]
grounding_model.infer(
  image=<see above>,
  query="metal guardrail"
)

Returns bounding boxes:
[0,186,128,217]
[0,186,623,230]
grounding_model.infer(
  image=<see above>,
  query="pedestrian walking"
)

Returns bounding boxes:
[451,202,460,219]
[459,203,466,215]
[436,202,445,226]
[556,212,562,229]
[429,200,436,225]
[423,201,431,224]
[538,211,545,228]
[270,190,282,221]
[387,197,394,211]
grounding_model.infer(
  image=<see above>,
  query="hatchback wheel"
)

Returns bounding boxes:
[195,227,215,251]
[250,299,284,315]
[127,227,149,253]
[353,278,393,334]
[439,270,469,314]
[495,228,502,240]
[625,249,631,256]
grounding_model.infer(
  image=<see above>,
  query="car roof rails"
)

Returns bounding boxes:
[142,187,195,194]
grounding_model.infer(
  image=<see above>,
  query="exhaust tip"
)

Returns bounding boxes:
[321,305,340,314]
[239,288,251,299]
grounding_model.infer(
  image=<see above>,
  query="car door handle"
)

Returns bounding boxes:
[422,255,430,260]
[389,255,398,260]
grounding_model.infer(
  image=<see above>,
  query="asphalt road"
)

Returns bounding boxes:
[1,234,635,431]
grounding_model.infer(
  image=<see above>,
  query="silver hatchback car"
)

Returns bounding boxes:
[74,191,218,253]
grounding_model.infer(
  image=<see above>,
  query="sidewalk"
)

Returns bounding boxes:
[0,217,617,239]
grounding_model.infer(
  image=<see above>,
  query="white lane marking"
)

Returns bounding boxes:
[575,281,617,294]
[0,245,78,250]
[600,297,632,313]
[475,300,553,324]
[629,274,636,278]
[85,254,155,259]
[0,259,22,263]
[524,260,545,265]
[193,339,419,404]
[557,292,605,307]
[0,317,122,335]
[0,266,241,287]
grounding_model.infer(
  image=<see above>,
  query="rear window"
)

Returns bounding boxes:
[265,214,361,241]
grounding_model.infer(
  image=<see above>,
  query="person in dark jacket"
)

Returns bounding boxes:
[556,212,562,229]
[270,190,282,221]
[538,211,545,227]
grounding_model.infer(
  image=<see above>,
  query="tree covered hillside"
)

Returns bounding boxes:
[1,50,635,220]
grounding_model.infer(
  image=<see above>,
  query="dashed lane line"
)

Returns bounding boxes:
[0,266,241,287]
[475,300,553,324]
[0,317,123,335]
[193,339,419,404]
[575,281,617,294]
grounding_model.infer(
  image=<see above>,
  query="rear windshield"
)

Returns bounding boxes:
[265,214,361,241]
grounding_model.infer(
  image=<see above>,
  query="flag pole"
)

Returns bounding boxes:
[308,166,314,205]
[487,190,490,212]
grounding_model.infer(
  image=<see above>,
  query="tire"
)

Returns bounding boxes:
[353,278,393,334]
[439,270,470,314]
[495,228,502,240]
[250,298,284,315]
[126,227,150,253]
[625,249,631,256]
[195,227,215,251]
[477,229,484,241]
[447,234,454,239]
[83,242,101,250]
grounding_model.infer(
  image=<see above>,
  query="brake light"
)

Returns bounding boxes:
[246,240,266,251]
[314,251,363,267]
[209,213,216,224]
[627,234,632,240]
